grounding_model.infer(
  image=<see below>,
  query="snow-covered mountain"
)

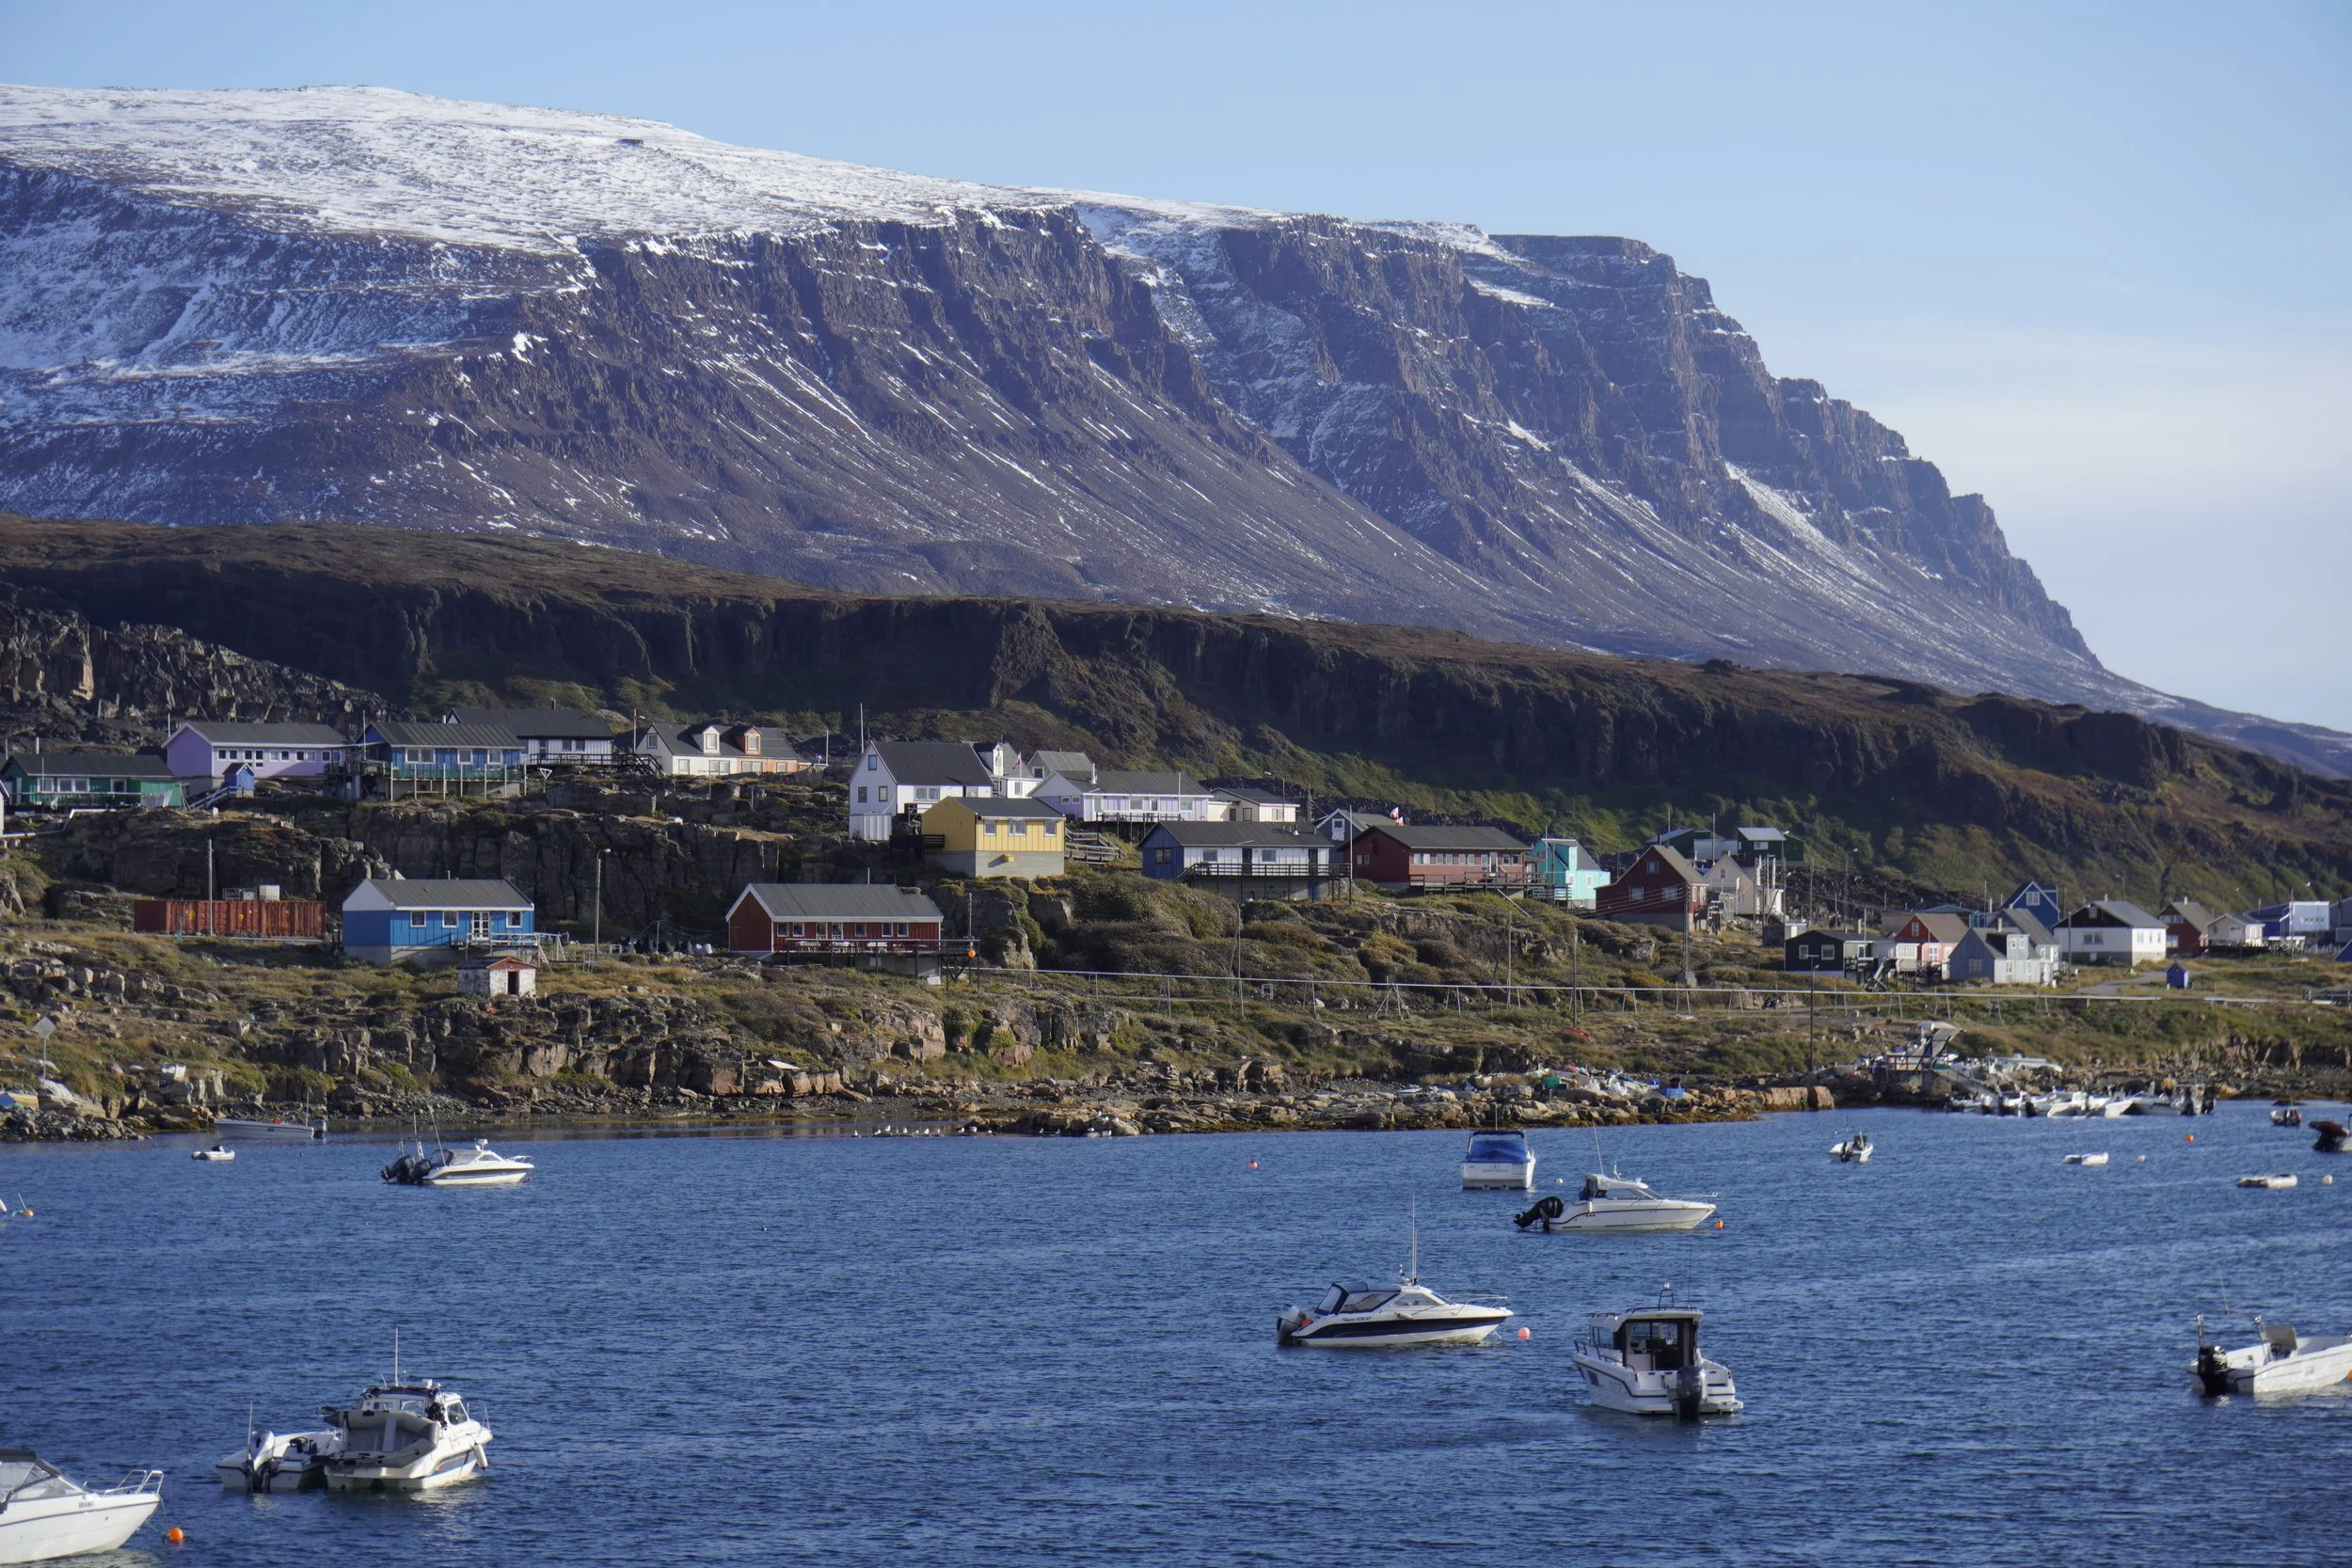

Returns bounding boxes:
[1,85,2341,773]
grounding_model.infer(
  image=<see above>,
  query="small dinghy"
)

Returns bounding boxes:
[218,1422,341,1493]
[2237,1173,2298,1189]
[192,1143,236,1163]
[2193,1314,2352,1396]
[2063,1152,2109,1166]
[1829,1132,1872,1164]
[1570,1288,1742,1418]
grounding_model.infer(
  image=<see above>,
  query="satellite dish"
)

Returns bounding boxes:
[31,1018,56,1041]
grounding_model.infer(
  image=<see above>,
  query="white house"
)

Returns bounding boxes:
[1699,857,1784,919]
[163,721,358,784]
[1212,786,1301,824]
[2058,899,2168,967]
[635,722,807,779]
[850,741,999,840]
[1947,926,2058,986]
[1036,768,1223,825]
[2204,911,2267,951]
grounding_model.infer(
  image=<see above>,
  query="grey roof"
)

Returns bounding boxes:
[1215,786,1295,805]
[4,749,177,778]
[2161,898,2217,929]
[1085,769,1206,795]
[372,721,521,747]
[735,884,945,921]
[929,796,1065,819]
[1992,908,2057,945]
[1030,749,1096,781]
[179,721,353,746]
[872,740,994,787]
[1144,823,1327,848]
[1364,823,1532,853]
[1885,911,1972,944]
[358,878,531,910]
[1631,842,1703,881]
[449,708,617,739]
[2063,899,2166,930]
[640,724,787,761]
[1790,929,1870,944]
[1735,825,1788,844]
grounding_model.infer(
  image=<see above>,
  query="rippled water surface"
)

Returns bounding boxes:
[5,1103,2349,1565]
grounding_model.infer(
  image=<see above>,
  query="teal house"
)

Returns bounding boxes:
[0,749,185,810]
[1533,837,1610,907]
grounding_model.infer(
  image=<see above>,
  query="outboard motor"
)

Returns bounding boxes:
[1515,1195,1565,1231]
[2194,1344,2233,1397]
[1675,1365,1705,1421]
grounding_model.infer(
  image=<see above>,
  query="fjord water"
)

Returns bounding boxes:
[5,1106,2347,1566]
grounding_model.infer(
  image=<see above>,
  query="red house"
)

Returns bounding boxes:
[1349,824,1532,890]
[725,884,946,955]
[1595,844,1707,930]
[2158,898,2215,957]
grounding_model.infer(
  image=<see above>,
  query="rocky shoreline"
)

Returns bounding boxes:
[6,1076,1840,1144]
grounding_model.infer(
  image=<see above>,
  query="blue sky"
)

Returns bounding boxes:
[6,1,2347,727]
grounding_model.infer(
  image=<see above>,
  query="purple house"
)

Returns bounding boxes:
[165,721,358,783]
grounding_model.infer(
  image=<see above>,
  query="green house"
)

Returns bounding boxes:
[0,749,186,809]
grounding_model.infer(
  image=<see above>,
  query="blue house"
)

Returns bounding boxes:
[1995,879,2065,932]
[1532,837,1610,907]
[341,878,537,965]
[364,721,527,780]
[1139,823,1334,901]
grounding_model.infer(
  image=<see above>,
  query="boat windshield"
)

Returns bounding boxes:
[1466,1133,1528,1163]
[1339,1290,1398,1314]
[0,1453,77,1503]
[1581,1175,1650,1200]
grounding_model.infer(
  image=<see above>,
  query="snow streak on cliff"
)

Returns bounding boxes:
[0,86,2340,772]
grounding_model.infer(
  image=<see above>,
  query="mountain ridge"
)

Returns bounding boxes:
[1,84,2343,776]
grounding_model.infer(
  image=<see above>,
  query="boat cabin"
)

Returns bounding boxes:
[1578,1173,1658,1202]
[1597,1307,1704,1371]
[336,1384,469,1452]
[1316,1282,1399,1315]
[0,1450,78,1506]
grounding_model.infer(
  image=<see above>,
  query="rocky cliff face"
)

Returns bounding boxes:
[0,84,2187,732]
[0,585,388,752]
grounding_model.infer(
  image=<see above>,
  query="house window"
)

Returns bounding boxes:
[1153,847,1173,864]
[409,911,427,928]
[857,786,868,803]
[441,912,459,927]
[895,923,909,937]
[1042,820,1057,835]
[866,754,878,770]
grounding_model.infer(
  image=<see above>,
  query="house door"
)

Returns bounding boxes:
[469,912,490,942]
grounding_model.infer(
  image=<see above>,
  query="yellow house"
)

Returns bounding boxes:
[921,797,1066,878]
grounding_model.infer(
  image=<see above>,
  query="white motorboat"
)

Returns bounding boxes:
[1276,1277,1514,1348]
[1516,1172,1716,1233]
[2062,1152,2110,1166]
[2193,1315,2352,1396]
[321,1380,493,1493]
[1829,1132,1873,1164]
[216,1421,341,1493]
[2098,1097,2133,1118]
[2236,1173,2298,1190]
[215,1116,326,1140]
[381,1138,534,1187]
[1461,1129,1535,1190]
[2126,1092,2183,1117]
[192,1143,236,1163]
[1277,1205,1511,1347]
[0,1451,162,1563]
[1570,1291,1742,1418]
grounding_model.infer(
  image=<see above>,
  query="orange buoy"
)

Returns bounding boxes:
[2185,1133,2194,1142]
[1714,1219,1724,1229]
[1248,1161,1258,1169]
[1516,1326,1531,1340]
[167,1527,184,1544]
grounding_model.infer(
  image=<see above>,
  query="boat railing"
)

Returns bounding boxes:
[101,1468,165,1496]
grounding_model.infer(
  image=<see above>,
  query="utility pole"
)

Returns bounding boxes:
[593,848,607,953]
[1503,895,1515,1005]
